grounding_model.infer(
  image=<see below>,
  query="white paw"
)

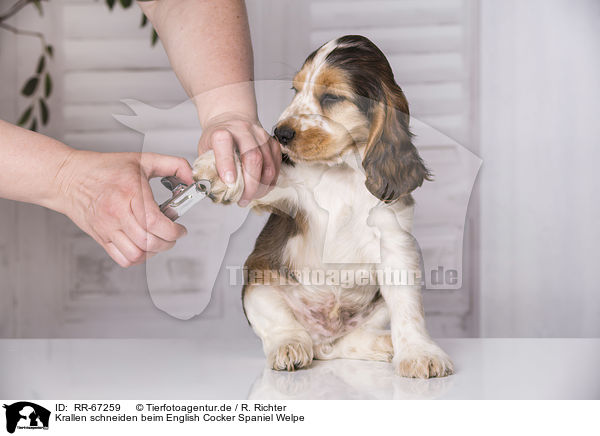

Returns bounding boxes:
[192,150,244,204]
[394,343,454,378]
[267,335,314,371]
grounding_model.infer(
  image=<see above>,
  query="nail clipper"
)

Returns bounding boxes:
[159,176,211,221]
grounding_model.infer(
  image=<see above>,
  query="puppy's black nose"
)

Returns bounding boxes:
[274,126,295,146]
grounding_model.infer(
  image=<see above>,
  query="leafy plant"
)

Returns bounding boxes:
[17,46,54,131]
[0,0,53,131]
[105,0,159,47]
[0,0,158,131]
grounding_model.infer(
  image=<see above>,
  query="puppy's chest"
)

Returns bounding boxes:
[284,172,381,268]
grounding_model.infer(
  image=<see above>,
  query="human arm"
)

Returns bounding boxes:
[137,0,281,206]
[0,119,193,267]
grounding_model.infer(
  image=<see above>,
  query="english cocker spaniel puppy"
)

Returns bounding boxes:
[193,35,453,378]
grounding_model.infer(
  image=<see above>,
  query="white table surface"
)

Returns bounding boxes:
[1,338,598,400]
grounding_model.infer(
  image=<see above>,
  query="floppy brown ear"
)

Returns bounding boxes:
[362,84,431,203]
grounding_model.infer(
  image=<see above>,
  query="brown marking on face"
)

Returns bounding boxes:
[292,69,307,93]
[277,110,363,162]
[315,65,346,87]
[292,125,336,160]
[312,66,354,99]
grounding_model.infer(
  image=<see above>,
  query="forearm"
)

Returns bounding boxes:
[138,0,257,125]
[0,119,72,212]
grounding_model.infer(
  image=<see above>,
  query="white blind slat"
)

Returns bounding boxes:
[310,0,463,29]
[64,39,170,70]
[63,70,187,103]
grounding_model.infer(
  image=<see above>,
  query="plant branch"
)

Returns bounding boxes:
[0,0,47,23]
[0,21,47,48]
[0,0,30,22]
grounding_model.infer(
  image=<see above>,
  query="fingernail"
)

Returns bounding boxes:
[239,199,249,207]
[224,171,235,185]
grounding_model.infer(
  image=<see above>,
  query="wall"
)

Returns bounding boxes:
[480,0,600,336]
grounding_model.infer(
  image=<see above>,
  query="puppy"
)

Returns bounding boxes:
[193,35,453,378]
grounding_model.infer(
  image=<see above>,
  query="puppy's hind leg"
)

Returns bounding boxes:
[244,284,313,371]
[314,303,393,362]
[314,328,393,363]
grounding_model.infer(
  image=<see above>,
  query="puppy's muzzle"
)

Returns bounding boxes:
[274,125,295,146]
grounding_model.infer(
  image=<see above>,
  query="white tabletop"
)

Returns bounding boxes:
[1,338,598,399]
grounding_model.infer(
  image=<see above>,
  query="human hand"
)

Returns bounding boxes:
[54,150,194,267]
[197,113,281,207]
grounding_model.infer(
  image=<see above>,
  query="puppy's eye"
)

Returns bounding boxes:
[291,86,298,94]
[320,93,344,106]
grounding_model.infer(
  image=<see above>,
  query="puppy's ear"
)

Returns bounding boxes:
[362,84,431,203]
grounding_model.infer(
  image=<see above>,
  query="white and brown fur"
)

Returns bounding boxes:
[193,36,453,378]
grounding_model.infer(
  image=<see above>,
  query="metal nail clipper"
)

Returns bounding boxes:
[159,176,211,221]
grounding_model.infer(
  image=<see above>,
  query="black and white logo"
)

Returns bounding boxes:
[3,402,50,434]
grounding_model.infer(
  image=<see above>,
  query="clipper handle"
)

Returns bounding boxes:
[159,177,211,221]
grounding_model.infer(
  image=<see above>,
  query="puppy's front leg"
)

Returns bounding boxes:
[244,284,314,371]
[382,283,453,378]
[194,150,297,217]
[372,207,454,378]
[193,150,245,204]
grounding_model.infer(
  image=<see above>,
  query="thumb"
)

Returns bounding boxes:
[140,153,194,185]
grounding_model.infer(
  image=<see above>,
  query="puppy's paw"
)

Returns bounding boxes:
[268,340,314,371]
[192,150,244,204]
[394,344,454,379]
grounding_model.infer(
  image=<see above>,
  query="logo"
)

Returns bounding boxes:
[2,402,50,434]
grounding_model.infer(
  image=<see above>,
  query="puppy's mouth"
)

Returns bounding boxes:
[279,145,310,164]
[281,152,295,166]
[272,135,295,166]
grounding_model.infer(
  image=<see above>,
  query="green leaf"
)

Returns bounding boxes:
[44,73,53,98]
[32,0,43,16]
[36,56,45,74]
[140,13,148,27]
[39,99,49,125]
[21,77,39,96]
[119,0,133,7]
[106,0,116,10]
[17,106,33,126]
[30,118,38,132]
[45,45,54,58]
[151,29,159,46]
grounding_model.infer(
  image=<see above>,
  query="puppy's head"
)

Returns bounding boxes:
[274,35,431,202]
